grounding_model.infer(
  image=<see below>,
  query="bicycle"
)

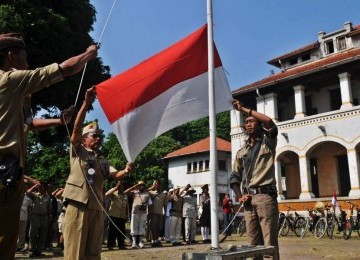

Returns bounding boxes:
[232,213,246,237]
[314,204,334,239]
[300,208,321,239]
[324,204,346,239]
[278,205,304,237]
[313,204,345,239]
[343,201,360,240]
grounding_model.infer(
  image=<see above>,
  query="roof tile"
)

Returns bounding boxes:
[163,137,231,159]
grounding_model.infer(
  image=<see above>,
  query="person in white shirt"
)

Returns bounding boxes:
[124,180,152,249]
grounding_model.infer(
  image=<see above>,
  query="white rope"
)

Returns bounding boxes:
[74,0,118,106]
[192,203,244,254]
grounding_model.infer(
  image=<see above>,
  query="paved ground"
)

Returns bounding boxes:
[15,232,360,259]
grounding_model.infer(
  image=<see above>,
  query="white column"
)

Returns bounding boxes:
[348,149,360,197]
[230,109,245,162]
[263,93,278,122]
[293,85,306,119]
[298,155,315,199]
[256,96,265,114]
[338,72,353,109]
[275,160,285,200]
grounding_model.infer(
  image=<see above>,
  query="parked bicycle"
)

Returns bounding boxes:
[343,201,360,240]
[324,204,346,239]
[313,204,346,239]
[300,208,321,239]
[232,213,246,237]
[278,205,304,237]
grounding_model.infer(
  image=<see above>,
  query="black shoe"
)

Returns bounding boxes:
[186,241,191,245]
[191,240,198,244]
[29,252,41,258]
[156,241,163,247]
[119,243,126,249]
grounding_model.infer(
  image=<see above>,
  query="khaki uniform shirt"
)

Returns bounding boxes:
[182,195,197,218]
[168,194,183,217]
[148,190,166,215]
[108,191,128,219]
[62,144,117,211]
[27,192,51,216]
[129,190,152,214]
[0,64,63,167]
[230,125,278,189]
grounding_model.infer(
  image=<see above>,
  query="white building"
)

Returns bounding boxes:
[164,137,232,204]
[231,22,360,204]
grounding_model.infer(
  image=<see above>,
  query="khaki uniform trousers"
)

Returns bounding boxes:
[130,213,147,236]
[17,220,27,249]
[170,216,182,243]
[244,193,279,260]
[63,201,104,260]
[184,217,196,242]
[0,180,25,260]
[164,216,171,241]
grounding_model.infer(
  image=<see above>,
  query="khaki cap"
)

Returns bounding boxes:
[82,121,100,136]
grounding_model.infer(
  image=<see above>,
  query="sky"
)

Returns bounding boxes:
[87,0,360,134]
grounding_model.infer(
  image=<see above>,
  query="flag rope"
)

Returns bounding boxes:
[74,0,118,107]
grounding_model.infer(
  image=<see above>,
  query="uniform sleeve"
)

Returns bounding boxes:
[7,63,64,97]
[229,150,243,188]
[26,192,35,200]
[263,124,278,152]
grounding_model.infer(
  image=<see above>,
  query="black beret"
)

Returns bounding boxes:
[0,33,25,51]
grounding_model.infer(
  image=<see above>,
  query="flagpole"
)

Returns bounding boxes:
[207,0,219,249]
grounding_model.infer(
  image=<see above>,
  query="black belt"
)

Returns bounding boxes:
[243,185,276,195]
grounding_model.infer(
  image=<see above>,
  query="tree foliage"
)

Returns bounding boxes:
[0,0,110,114]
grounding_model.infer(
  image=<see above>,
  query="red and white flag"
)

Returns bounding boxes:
[331,191,339,209]
[96,25,232,161]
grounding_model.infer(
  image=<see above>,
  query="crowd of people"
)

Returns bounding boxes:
[0,32,280,260]
[15,179,217,256]
[104,181,214,249]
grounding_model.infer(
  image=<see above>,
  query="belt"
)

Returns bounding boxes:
[32,212,48,216]
[243,185,276,195]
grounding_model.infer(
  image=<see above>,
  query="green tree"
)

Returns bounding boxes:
[165,111,230,146]
[0,0,110,114]
[25,129,70,187]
